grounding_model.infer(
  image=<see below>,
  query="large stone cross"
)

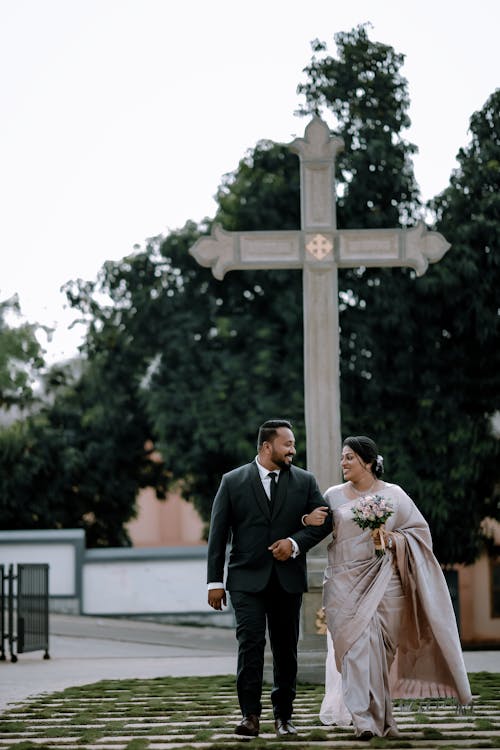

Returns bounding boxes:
[189,116,450,493]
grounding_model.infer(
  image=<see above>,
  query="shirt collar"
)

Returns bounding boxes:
[255,456,280,480]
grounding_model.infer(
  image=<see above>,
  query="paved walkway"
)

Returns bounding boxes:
[0,614,237,713]
[0,613,498,715]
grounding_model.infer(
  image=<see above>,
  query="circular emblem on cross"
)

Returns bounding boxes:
[306,233,333,261]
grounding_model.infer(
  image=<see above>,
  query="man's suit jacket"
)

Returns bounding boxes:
[207,461,332,594]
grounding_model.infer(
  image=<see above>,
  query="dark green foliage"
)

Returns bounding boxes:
[371,88,500,564]
[0,357,167,546]
[139,148,305,522]
[0,294,45,410]
[422,726,444,739]
[215,140,301,231]
[297,24,420,228]
[68,221,306,525]
[43,142,303,528]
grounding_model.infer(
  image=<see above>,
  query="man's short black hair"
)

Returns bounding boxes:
[257,419,293,450]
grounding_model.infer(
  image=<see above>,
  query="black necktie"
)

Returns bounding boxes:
[268,472,278,509]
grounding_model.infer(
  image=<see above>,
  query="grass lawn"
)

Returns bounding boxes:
[0,672,498,749]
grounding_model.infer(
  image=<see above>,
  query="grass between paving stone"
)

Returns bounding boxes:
[477,718,498,730]
[409,713,430,723]
[0,673,499,749]
[123,741,149,750]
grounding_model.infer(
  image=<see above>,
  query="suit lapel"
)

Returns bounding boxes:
[250,462,271,518]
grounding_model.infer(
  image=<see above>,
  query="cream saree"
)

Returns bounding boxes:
[320,482,472,737]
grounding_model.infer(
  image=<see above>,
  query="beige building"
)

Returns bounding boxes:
[458,518,500,647]
[127,486,205,548]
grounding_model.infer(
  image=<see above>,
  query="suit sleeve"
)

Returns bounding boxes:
[206,476,231,585]
[292,474,332,553]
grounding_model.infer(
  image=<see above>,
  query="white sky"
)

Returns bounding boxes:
[1,0,499,362]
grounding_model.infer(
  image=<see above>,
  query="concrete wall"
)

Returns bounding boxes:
[0,529,85,614]
[82,545,232,625]
[0,529,233,627]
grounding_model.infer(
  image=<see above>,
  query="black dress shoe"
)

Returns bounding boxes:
[275,718,298,736]
[235,714,260,736]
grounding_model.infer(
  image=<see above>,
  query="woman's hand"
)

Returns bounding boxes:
[303,506,331,526]
[371,528,395,551]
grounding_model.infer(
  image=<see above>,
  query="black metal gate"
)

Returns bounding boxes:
[0,564,5,661]
[1,563,50,662]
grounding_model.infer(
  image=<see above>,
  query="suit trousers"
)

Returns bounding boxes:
[229,567,302,719]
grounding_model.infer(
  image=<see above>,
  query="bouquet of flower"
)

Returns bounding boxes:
[351,494,394,557]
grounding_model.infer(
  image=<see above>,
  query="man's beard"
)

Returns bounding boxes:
[272,453,293,471]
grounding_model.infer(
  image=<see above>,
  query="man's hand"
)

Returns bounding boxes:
[268,539,293,561]
[303,506,330,526]
[208,588,227,610]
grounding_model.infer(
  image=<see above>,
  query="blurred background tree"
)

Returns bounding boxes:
[0,294,45,410]
[0,350,167,546]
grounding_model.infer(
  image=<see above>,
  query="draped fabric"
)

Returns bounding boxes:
[320,483,472,736]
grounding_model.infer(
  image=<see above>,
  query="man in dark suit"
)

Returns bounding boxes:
[207,419,332,737]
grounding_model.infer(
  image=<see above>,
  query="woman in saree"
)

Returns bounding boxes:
[302,435,472,740]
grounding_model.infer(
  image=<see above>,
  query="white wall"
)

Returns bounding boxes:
[82,557,207,614]
[0,543,75,595]
[0,529,84,597]
[0,530,231,625]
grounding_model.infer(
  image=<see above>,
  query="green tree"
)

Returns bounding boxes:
[297,24,420,228]
[405,88,500,563]
[0,294,45,410]
[146,145,304,523]
[0,354,167,546]
[327,88,500,564]
[65,204,304,525]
